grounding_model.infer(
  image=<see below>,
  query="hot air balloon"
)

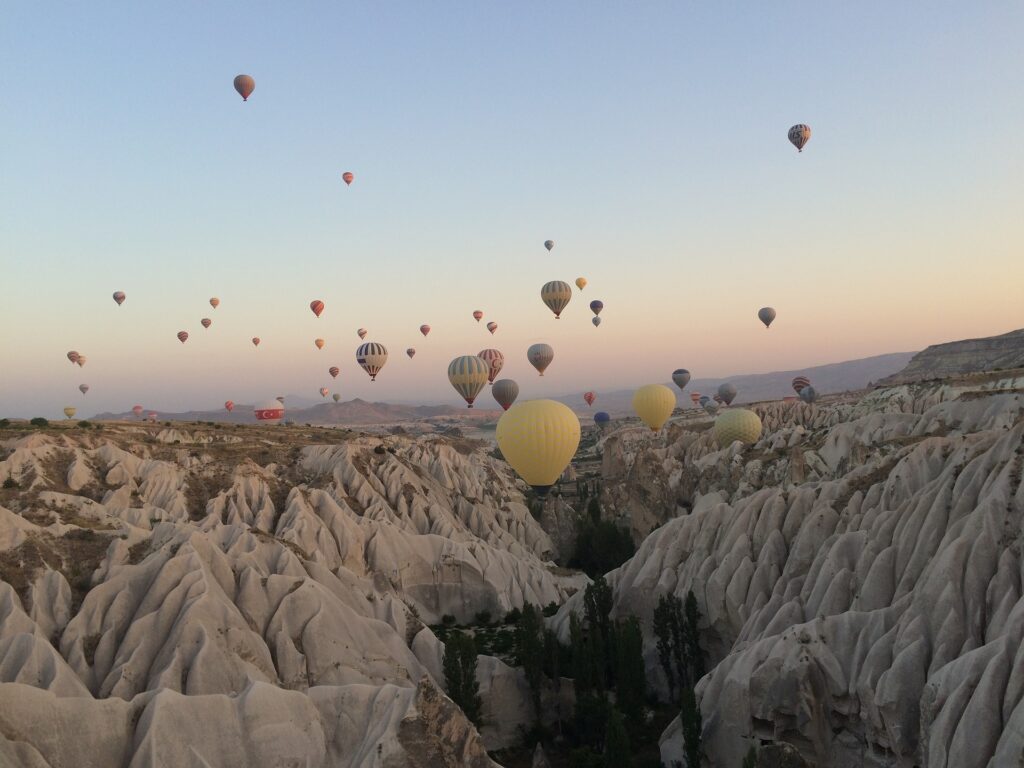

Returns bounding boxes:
[791,376,810,394]
[132,405,144,418]
[799,385,818,404]
[225,401,234,412]
[492,379,519,411]
[79,384,89,395]
[356,342,388,381]
[67,351,79,364]
[448,355,490,408]
[527,343,554,376]
[583,391,596,407]
[310,300,325,318]
[76,355,87,367]
[112,291,126,306]
[704,401,720,416]
[690,392,701,406]
[672,369,691,390]
[406,348,416,359]
[714,408,762,446]
[201,318,212,329]
[177,331,189,344]
[233,74,255,101]
[420,324,431,337]
[252,337,260,347]
[276,396,285,404]
[333,393,341,403]
[319,387,329,398]
[717,382,738,406]
[496,400,580,495]
[541,281,572,319]
[63,407,76,420]
[788,124,811,152]
[477,349,504,384]
[148,412,157,423]
[314,338,325,350]
[592,317,602,327]
[699,396,711,407]
[357,328,368,340]
[472,311,483,323]
[594,412,611,429]
[712,394,723,404]
[486,321,497,335]
[575,277,587,291]
[329,366,340,378]
[210,297,220,309]
[342,172,354,186]
[254,400,284,424]
[758,307,776,328]
[633,384,676,432]
[590,300,603,316]
[544,240,554,252]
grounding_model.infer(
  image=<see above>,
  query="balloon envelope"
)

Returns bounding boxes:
[210,297,220,309]
[594,411,611,428]
[496,400,580,494]
[356,342,388,381]
[541,281,572,319]
[473,310,483,322]
[544,240,554,251]
[633,384,676,431]
[527,343,554,376]
[492,379,519,411]
[357,328,368,339]
[319,388,329,398]
[583,391,596,407]
[310,300,325,318]
[420,324,431,337]
[799,385,818,404]
[254,400,284,424]
[79,384,89,395]
[177,331,188,344]
[342,172,354,186]
[63,407,76,419]
[589,300,604,316]
[132,405,144,417]
[67,351,79,364]
[592,317,602,327]
[575,277,587,290]
[714,408,762,446]
[329,366,340,378]
[252,337,260,347]
[486,321,498,335]
[112,291,125,306]
[717,382,738,405]
[791,376,810,394]
[233,74,255,101]
[201,318,212,328]
[672,369,691,390]
[333,394,341,402]
[314,338,325,350]
[224,401,234,412]
[788,124,811,152]
[758,307,776,328]
[448,355,490,407]
[406,348,416,358]
[76,356,86,367]
[477,348,505,384]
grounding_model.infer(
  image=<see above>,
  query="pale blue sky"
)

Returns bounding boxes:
[3,3,1023,417]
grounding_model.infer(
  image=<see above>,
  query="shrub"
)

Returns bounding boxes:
[543,601,559,617]
[0,418,10,428]
[504,607,522,625]
[29,417,49,427]
[441,614,456,627]
[77,420,91,429]
[474,610,492,626]
[2,478,17,489]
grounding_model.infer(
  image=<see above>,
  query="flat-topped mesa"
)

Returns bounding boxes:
[878,327,1024,385]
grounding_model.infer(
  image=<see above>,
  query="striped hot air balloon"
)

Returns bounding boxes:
[177,331,189,344]
[201,318,212,329]
[791,376,810,394]
[690,392,701,406]
[225,401,234,412]
[486,321,497,335]
[357,328,368,340]
[310,300,325,318]
[356,342,388,381]
[541,280,572,318]
[788,124,812,152]
[477,348,505,384]
[329,366,340,378]
[67,351,80,364]
[583,391,596,407]
[448,355,490,408]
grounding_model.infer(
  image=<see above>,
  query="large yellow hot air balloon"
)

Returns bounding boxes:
[63,407,76,420]
[632,384,676,431]
[714,408,762,446]
[495,400,580,495]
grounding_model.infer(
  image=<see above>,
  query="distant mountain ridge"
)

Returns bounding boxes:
[878,328,1024,385]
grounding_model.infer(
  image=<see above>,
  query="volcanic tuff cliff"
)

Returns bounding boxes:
[0,424,581,766]
[878,328,1024,386]
[554,369,1024,767]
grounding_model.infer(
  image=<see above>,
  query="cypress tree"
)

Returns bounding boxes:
[613,617,646,726]
[442,631,482,724]
[603,707,631,768]
[517,602,545,720]
[680,685,702,768]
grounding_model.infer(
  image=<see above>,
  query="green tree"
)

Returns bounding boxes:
[613,617,646,727]
[442,631,482,724]
[604,707,631,768]
[742,746,758,768]
[653,593,684,703]
[583,576,613,689]
[516,603,545,720]
[680,685,702,768]
[683,590,705,685]
[570,613,593,695]
[574,693,610,751]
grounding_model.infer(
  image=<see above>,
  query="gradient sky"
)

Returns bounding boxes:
[3,2,1023,418]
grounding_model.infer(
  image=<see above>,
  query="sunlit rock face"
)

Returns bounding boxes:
[0,424,575,766]
[556,377,1024,768]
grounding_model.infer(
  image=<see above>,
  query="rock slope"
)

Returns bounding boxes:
[879,329,1024,385]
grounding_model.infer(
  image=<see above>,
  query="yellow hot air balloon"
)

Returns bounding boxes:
[714,408,762,447]
[63,407,76,420]
[575,277,587,291]
[495,400,580,495]
[632,384,676,431]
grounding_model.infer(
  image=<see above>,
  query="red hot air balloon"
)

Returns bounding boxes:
[319,387,329,398]
[342,172,354,186]
[310,300,325,318]
[486,322,497,335]
[407,348,416,358]
[690,392,701,406]
[67,351,80,364]
[329,366,340,378]
[148,412,157,422]
[583,392,596,407]
[132,405,144,418]
[112,291,126,306]
[233,74,255,101]
[177,331,189,344]
[225,401,234,412]
[201,318,212,328]
[420,324,431,337]
[252,337,260,347]
[472,310,483,322]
